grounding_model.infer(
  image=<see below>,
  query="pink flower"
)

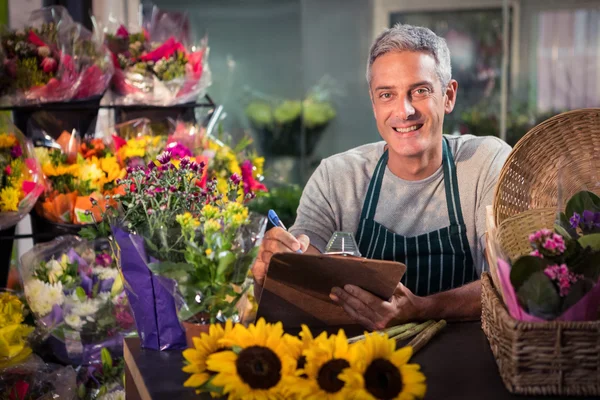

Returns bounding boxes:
[116,25,129,38]
[543,263,582,297]
[4,165,11,175]
[165,142,192,159]
[241,159,267,195]
[10,144,22,158]
[529,229,566,255]
[138,37,186,63]
[530,249,542,258]
[41,57,58,74]
[27,30,46,47]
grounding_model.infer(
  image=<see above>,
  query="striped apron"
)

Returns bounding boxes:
[355,138,475,296]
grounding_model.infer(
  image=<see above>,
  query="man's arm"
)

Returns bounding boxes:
[416,280,481,322]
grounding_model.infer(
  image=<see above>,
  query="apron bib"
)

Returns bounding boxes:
[355,138,475,296]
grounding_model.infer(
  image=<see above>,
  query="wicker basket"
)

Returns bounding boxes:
[481,272,600,396]
[493,108,600,227]
[496,207,557,260]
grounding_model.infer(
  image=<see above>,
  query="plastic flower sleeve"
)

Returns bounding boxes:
[135,212,267,326]
[19,235,135,365]
[0,6,113,105]
[0,115,44,230]
[101,7,211,106]
[0,354,78,399]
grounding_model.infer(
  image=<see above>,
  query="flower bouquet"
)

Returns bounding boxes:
[0,291,35,369]
[102,7,211,106]
[0,6,113,105]
[245,78,337,157]
[494,190,600,321]
[181,318,426,400]
[33,131,126,226]
[20,235,134,365]
[76,348,125,400]
[0,117,43,230]
[103,150,266,350]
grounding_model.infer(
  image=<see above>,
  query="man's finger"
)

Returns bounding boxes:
[338,302,377,331]
[260,249,274,264]
[344,284,388,311]
[331,287,378,319]
[297,234,310,252]
[264,228,301,252]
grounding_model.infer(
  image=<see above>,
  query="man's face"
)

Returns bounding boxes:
[369,51,457,158]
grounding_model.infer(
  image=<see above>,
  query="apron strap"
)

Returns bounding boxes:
[359,149,388,221]
[442,137,466,226]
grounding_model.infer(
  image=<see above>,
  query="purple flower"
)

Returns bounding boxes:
[230,173,241,185]
[41,304,63,328]
[10,144,22,158]
[180,157,190,168]
[157,151,172,165]
[169,186,177,193]
[80,272,93,296]
[190,162,199,172]
[95,253,112,267]
[147,161,156,170]
[165,142,192,159]
[154,187,165,193]
[99,278,114,293]
[569,212,581,229]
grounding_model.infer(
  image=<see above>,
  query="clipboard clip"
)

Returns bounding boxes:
[324,232,362,257]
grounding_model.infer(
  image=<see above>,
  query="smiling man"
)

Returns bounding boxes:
[252,24,512,330]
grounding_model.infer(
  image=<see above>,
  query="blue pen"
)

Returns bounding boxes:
[268,209,303,253]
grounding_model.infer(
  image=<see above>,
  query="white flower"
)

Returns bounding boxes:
[70,299,100,317]
[86,316,95,322]
[24,279,64,316]
[98,292,112,303]
[64,314,84,330]
[92,267,119,282]
[98,390,126,400]
[46,259,64,284]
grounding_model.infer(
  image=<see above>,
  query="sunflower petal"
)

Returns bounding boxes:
[184,373,210,388]
[390,346,413,366]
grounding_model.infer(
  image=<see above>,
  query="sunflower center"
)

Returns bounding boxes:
[236,346,282,390]
[364,358,403,399]
[297,355,308,378]
[317,358,350,393]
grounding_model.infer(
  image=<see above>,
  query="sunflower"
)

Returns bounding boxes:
[340,333,426,400]
[293,329,359,399]
[284,324,327,375]
[206,318,297,400]
[182,320,233,391]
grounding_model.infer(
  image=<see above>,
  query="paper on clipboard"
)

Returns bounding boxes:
[256,253,406,327]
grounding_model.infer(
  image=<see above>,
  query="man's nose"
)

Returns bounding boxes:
[396,96,415,120]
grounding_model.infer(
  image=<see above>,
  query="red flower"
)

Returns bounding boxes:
[130,183,137,192]
[41,57,58,74]
[241,160,267,194]
[111,135,127,151]
[116,25,129,38]
[27,30,46,47]
[9,380,29,400]
[110,51,121,69]
[4,165,11,175]
[138,37,186,63]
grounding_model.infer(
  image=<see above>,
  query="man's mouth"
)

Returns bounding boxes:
[392,124,423,133]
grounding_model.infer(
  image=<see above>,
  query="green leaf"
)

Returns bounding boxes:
[578,233,600,251]
[555,216,575,240]
[101,347,113,369]
[92,282,100,298]
[510,256,550,292]
[562,278,594,313]
[231,345,243,355]
[566,191,600,219]
[79,225,99,240]
[77,383,86,399]
[75,287,87,302]
[569,249,600,281]
[148,261,195,275]
[216,252,236,281]
[516,271,561,319]
[199,376,224,395]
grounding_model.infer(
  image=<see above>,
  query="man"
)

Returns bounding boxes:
[252,24,511,330]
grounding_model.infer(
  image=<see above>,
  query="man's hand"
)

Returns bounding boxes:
[330,280,482,330]
[330,282,422,331]
[251,227,311,286]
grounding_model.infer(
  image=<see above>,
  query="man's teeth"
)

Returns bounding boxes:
[393,125,419,133]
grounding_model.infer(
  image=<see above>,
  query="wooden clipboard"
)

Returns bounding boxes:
[256,253,406,328]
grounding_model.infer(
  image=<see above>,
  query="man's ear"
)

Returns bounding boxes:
[444,80,459,114]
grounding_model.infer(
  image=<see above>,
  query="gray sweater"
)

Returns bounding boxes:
[290,134,512,276]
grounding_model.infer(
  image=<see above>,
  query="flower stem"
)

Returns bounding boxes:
[405,319,447,355]
[390,320,435,342]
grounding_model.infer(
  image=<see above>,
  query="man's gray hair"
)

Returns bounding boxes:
[367,23,452,89]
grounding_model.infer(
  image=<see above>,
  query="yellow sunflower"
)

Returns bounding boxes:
[206,318,297,400]
[293,329,359,399]
[284,324,327,375]
[340,333,426,400]
[182,320,234,391]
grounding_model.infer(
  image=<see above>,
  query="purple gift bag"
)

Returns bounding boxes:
[112,226,186,350]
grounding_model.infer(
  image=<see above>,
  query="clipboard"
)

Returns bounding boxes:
[256,253,406,328]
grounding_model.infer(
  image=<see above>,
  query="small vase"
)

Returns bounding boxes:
[182,320,211,348]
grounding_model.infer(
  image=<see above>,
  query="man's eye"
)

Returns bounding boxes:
[415,88,430,95]
[380,93,391,99]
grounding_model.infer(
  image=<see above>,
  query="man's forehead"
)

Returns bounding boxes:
[370,51,439,87]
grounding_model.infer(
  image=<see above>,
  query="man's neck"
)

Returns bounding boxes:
[386,144,443,181]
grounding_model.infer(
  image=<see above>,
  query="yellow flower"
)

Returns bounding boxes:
[205,248,213,256]
[216,177,229,196]
[42,163,79,177]
[201,204,220,220]
[0,324,34,368]
[0,133,17,148]
[0,187,20,212]
[176,212,201,231]
[252,157,265,177]
[204,219,222,234]
[340,333,427,400]
[293,329,359,399]
[183,320,234,391]
[284,325,327,373]
[0,293,25,328]
[79,159,106,189]
[226,153,241,175]
[100,156,126,183]
[206,318,297,400]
